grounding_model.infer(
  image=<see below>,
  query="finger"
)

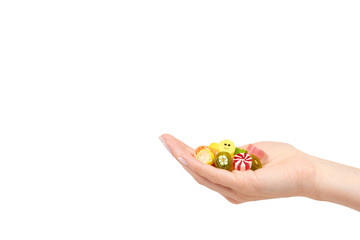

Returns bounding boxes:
[160,135,238,200]
[160,134,195,156]
[182,164,237,200]
[181,152,237,188]
[161,134,236,188]
[222,195,242,204]
[160,134,194,166]
[183,164,241,203]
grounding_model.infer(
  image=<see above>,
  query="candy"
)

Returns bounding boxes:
[247,144,265,160]
[233,153,252,171]
[214,152,233,170]
[234,148,248,155]
[194,141,266,172]
[209,142,219,155]
[195,146,214,165]
[218,140,236,155]
[195,146,208,155]
[246,144,264,170]
[250,154,262,170]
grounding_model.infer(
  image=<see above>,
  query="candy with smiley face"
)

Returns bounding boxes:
[218,140,236,155]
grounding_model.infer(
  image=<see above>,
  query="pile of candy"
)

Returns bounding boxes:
[194,140,265,171]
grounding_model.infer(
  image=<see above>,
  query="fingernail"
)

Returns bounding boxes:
[159,136,171,153]
[178,157,187,166]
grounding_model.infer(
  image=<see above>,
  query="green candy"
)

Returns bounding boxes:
[234,148,248,155]
[214,152,233,171]
[250,154,262,170]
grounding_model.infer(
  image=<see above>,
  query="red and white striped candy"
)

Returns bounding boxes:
[233,153,252,171]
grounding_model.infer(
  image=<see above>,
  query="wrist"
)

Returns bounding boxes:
[295,153,318,199]
[308,155,360,211]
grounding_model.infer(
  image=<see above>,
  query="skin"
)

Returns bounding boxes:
[159,134,360,211]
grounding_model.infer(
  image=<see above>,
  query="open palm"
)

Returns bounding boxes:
[160,134,316,204]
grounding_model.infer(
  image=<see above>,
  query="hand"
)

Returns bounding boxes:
[159,134,316,204]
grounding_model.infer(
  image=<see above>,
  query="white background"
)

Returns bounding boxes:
[0,0,359,239]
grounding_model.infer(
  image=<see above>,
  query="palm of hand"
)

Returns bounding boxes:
[161,134,316,204]
[232,142,315,203]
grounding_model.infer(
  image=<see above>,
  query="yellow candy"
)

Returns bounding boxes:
[196,148,214,165]
[209,142,219,155]
[218,140,236,156]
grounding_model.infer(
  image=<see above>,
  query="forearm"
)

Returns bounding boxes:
[310,156,360,211]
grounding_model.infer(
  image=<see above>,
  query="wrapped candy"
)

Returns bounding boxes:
[233,153,252,171]
[214,152,233,170]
